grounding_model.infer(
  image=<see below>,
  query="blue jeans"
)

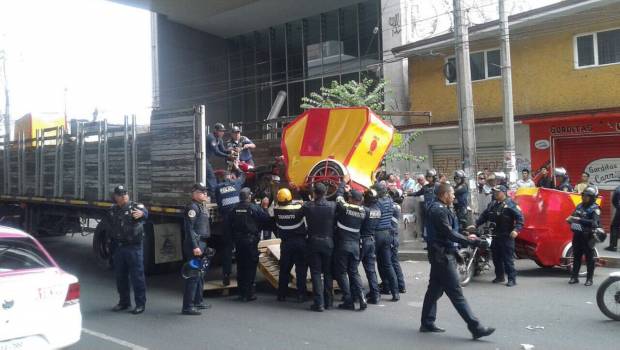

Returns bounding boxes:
[113,243,146,307]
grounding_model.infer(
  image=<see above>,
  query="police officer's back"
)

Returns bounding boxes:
[228,188,271,301]
[360,189,381,303]
[374,183,400,301]
[334,189,368,311]
[181,183,212,315]
[567,186,601,286]
[475,185,523,287]
[302,183,337,312]
[274,188,308,302]
[109,185,148,315]
[453,170,471,228]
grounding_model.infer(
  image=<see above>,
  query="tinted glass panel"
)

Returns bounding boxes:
[287,81,304,116]
[486,50,501,77]
[0,238,53,272]
[470,52,485,81]
[340,5,359,75]
[446,57,457,83]
[271,25,286,82]
[304,16,322,78]
[597,29,620,65]
[287,21,303,80]
[322,10,341,77]
[359,1,380,65]
[577,35,595,66]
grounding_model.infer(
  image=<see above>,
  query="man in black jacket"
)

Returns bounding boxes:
[303,183,337,312]
[420,183,495,339]
[606,184,620,252]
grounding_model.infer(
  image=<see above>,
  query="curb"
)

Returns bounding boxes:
[398,250,620,268]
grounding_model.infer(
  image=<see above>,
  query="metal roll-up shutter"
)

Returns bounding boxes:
[431,145,504,177]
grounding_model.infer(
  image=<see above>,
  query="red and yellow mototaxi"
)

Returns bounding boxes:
[513,187,604,268]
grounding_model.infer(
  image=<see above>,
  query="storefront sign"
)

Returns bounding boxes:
[585,158,620,190]
[534,139,550,150]
[549,124,592,136]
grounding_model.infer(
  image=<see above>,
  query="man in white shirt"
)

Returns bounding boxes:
[516,169,535,189]
[401,172,416,194]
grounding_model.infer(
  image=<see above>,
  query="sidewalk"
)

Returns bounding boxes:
[398,238,620,268]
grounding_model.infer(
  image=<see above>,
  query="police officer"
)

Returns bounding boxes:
[567,186,601,286]
[208,165,246,286]
[303,183,337,312]
[607,184,620,252]
[389,189,406,294]
[205,123,232,192]
[411,169,440,242]
[420,183,495,339]
[334,189,368,311]
[374,183,400,302]
[228,188,271,301]
[274,188,308,302]
[453,170,471,229]
[554,167,574,192]
[475,185,524,287]
[227,126,256,166]
[109,185,148,315]
[360,189,381,304]
[182,183,212,315]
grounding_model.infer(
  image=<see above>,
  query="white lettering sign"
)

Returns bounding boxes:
[585,158,620,190]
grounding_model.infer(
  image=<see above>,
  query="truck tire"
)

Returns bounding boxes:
[93,221,113,270]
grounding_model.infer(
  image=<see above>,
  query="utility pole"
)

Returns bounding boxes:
[499,0,517,186]
[453,0,478,214]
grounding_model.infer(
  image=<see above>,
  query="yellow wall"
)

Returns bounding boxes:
[409,22,620,124]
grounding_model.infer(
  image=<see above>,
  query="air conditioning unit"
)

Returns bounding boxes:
[306,41,344,60]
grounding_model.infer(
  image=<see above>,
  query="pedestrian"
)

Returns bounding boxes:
[109,185,148,315]
[575,172,591,194]
[303,182,338,312]
[567,187,601,286]
[181,183,212,315]
[606,184,620,252]
[360,188,381,304]
[389,189,406,294]
[516,169,535,189]
[387,173,400,191]
[536,167,553,189]
[228,188,271,301]
[476,172,486,193]
[475,185,524,287]
[274,188,308,303]
[438,173,449,184]
[374,183,400,302]
[227,126,256,166]
[208,165,246,286]
[453,170,471,229]
[554,167,573,192]
[420,183,495,339]
[401,172,416,193]
[413,174,427,193]
[333,189,368,311]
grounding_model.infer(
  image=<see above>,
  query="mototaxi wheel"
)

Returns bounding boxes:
[306,159,348,199]
[596,276,620,321]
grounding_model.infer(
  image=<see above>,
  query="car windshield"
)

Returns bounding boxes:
[0,237,53,272]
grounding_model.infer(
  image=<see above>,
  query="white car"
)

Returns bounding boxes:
[0,226,81,349]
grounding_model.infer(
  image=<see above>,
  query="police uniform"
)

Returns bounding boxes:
[228,198,271,301]
[608,185,620,251]
[212,172,246,284]
[476,194,524,285]
[453,182,470,229]
[182,196,210,313]
[412,182,440,241]
[360,201,381,303]
[274,201,308,300]
[333,193,367,310]
[389,202,406,293]
[302,191,337,311]
[557,181,574,192]
[374,193,400,301]
[569,201,601,283]
[109,189,148,313]
[421,200,493,338]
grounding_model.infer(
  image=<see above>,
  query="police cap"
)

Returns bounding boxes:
[350,190,363,202]
[231,126,241,133]
[191,182,208,193]
[491,185,508,193]
[239,187,252,201]
[213,123,226,131]
[113,185,128,196]
[582,186,598,197]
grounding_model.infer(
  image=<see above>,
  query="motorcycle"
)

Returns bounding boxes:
[457,224,494,287]
[596,271,620,321]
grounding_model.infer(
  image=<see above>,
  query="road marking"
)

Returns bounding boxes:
[82,328,149,350]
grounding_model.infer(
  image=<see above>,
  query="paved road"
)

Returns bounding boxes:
[39,234,618,350]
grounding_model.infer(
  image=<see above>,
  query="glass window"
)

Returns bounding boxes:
[470,52,485,81]
[341,72,360,85]
[577,35,595,67]
[358,1,380,65]
[305,78,322,98]
[486,50,501,77]
[287,81,304,116]
[272,84,288,117]
[287,21,304,80]
[340,5,359,75]
[322,10,341,77]
[0,238,53,272]
[304,16,322,78]
[597,29,620,65]
[271,25,286,83]
[255,30,270,83]
[446,57,457,83]
[258,85,272,120]
[323,75,341,89]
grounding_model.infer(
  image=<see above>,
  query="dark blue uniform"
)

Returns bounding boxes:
[390,203,406,292]
[421,201,483,333]
[453,182,470,228]
[302,197,337,309]
[228,201,271,300]
[374,195,399,300]
[476,198,524,283]
[360,203,381,302]
[557,179,574,192]
[182,201,210,312]
[569,202,601,280]
[274,202,308,300]
[109,201,148,309]
[608,185,620,250]
[205,132,230,191]
[333,199,367,308]
[211,173,245,279]
[412,182,440,240]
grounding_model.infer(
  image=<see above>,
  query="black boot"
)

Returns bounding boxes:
[222,274,230,286]
[568,277,579,284]
[471,326,495,340]
[584,279,593,286]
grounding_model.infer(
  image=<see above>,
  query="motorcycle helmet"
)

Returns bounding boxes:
[554,167,567,177]
[364,188,378,204]
[594,228,607,243]
[454,170,466,183]
[582,186,598,198]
